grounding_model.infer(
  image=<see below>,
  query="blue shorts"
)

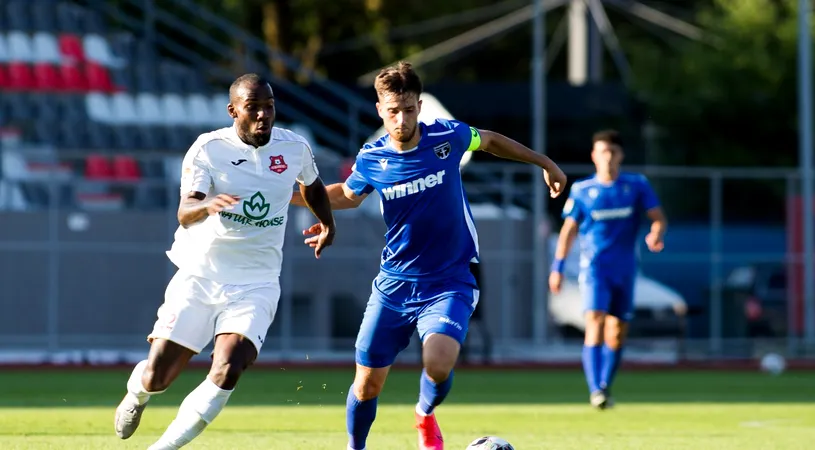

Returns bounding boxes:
[580,272,636,322]
[355,274,479,368]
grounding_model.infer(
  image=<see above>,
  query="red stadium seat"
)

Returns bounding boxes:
[59,63,87,92]
[33,63,62,91]
[112,155,142,181]
[0,65,9,89]
[58,34,85,65]
[85,154,115,180]
[85,62,113,92]
[7,62,35,90]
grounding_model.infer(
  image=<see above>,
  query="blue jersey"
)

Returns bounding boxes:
[562,172,660,277]
[345,119,481,283]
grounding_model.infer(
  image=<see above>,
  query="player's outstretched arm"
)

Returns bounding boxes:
[290,182,367,210]
[177,191,240,228]
[299,177,336,258]
[645,206,668,252]
[476,130,567,197]
[549,218,579,294]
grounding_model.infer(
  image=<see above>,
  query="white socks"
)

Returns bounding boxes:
[126,359,165,405]
[149,376,233,449]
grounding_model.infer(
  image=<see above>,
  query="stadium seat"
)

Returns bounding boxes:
[56,2,83,34]
[135,93,164,126]
[83,34,125,68]
[59,63,87,91]
[109,68,133,92]
[5,1,32,32]
[208,94,231,127]
[85,93,113,123]
[83,10,107,35]
[0,35,9,64]
[30,1,57,32]
[58,34,84,65]
[187,94,213,126]
[33,63,62,91]
[7,31,34,63]
[161,94,188,126]
[7,62,34,90]
[112,155,141,181]
[109,93,139,125]
[57,95,87,120]
[85,123,112,150]
[85,154,114,180]
[0,65,8,89]
[134,64,158,93]
[31,33,61,64]
[85,62,113,92]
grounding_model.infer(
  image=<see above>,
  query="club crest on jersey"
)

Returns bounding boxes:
[269,155,288,174]
[433,142,452,160]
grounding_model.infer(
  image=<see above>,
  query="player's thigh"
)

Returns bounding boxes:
[580,275,613,314]
[608,274,636,323]
[355,278,416,369]
[416,278,478,347]
[214,278,281,360]
[148,270,218,355]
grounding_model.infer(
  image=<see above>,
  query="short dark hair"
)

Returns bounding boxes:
[374,61,423,99]
[229,73,269,102]
[592,129,623,147]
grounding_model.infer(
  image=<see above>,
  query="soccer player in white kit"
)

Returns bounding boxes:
[113,74,336,449]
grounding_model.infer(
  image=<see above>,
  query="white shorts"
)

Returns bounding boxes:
[147,270,280,354]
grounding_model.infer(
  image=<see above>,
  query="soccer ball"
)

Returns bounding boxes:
[466,436,515,450]
[760,352,786,375]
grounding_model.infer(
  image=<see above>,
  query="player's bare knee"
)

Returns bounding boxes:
[584,312,605,345]
[604,318,627,349]
[422,334,459,381]
[354,374,386,401]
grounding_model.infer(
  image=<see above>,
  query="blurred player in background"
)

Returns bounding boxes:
[113,74,335,449]
[549,130,667,409]
[291,61,566,450]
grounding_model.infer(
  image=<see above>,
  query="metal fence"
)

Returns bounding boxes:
[1,153,813,364]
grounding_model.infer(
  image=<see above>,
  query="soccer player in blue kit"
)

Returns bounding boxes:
[549,130,668,410]
[291,61,566,449]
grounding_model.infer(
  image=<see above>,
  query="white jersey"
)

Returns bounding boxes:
[166,125,319,285]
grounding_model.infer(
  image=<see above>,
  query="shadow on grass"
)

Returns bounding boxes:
[2,368,813,408]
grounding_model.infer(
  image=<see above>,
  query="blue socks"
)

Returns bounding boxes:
[346,386,377,450]
[417,369,453,415]
[582,344,603,393]
[600,344,623,391]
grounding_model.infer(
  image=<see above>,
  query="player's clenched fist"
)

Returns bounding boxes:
[543,166,567,198]
[548,271,563,294]
[205,194,240,215]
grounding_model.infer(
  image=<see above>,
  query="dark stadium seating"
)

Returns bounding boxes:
[0,1,244,210]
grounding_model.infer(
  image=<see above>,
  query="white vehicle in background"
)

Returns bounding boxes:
[547,237,688,338]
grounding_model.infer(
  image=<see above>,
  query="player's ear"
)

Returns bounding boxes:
[375,102,385,119]
[227,103,237,119]
[417,99,422,114]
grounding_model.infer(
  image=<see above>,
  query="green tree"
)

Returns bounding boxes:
[630,0,811,167]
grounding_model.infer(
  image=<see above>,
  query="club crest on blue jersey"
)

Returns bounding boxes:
[433,142,452,160]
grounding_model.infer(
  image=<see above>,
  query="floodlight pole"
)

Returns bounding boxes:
[798,0,815,344]
[532,0,549,346]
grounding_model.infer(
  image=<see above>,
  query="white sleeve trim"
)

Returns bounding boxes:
[296,142,320,186]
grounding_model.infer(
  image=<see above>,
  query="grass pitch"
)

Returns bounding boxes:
[0,367,813,449]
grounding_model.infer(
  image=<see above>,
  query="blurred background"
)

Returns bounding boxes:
[1,0,813,368]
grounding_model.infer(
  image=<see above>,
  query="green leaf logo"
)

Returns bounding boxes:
[243,191,270,220]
